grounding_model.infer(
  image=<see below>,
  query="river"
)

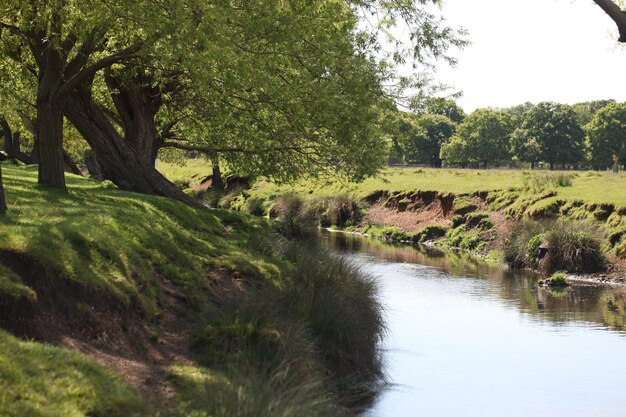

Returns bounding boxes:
[321,230,626,417]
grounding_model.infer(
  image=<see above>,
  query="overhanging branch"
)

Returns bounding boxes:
[593,0,626,42]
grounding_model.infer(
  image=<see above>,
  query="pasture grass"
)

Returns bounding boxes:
[159,162,626,207]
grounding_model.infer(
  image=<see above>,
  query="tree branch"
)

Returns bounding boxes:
[593,0,626,42]
[58,42,144,98]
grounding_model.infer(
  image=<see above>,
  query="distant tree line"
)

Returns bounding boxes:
[386,99,626,171]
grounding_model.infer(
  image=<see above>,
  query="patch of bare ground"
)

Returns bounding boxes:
[363,201,451,232]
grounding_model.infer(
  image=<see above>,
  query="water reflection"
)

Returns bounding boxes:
[324,230,626,332]
[321,230,626,417]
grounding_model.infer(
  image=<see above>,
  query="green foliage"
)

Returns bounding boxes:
[541,221,606,274]
[440,108,513,167]
[243,197,267,217]
[544,271,570,288]
[511,102,585,169]
[526,233,546,263]
[324,194,363,228]
[505,219,606,274]
[270,193,317,238]
[586,102,626,169]
[522,172,574,192]
[0,330,146,417]
[504,221,547,268]
[412,97,466,123]
[411,224,447,243]
[444,225,485,252]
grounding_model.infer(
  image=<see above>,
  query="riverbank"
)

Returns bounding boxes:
[159,165,626,287]
[0,164,383,416]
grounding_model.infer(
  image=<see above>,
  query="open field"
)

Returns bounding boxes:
[159,163,626,207]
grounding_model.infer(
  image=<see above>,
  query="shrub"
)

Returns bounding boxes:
[526,233,546,263]
[505,220,606,274]
[243,197,266,216]
[541,221,606,274]
[411,224,447,243]
[545,271,570,287]
[504,220,547,268]
[523,173,574,192]
[270,193,316,238]
[326,194,362,228]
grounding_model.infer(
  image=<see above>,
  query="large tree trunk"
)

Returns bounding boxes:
[211,154,224,190]
[36,54,67,188]
[106,74,161,165]
[36,98,66,187]
[65,88,204,209]
[0,155,6,213]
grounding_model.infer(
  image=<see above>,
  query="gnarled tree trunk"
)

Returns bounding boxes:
[0,153,6,213]
[1,118,30,164]
[65,86,203,208]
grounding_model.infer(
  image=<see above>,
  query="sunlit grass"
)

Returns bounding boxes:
[160,161,626,207]
[0,163,280,306]
[0,330,146,417]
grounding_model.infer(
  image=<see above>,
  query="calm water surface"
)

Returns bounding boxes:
[321,231,626,417]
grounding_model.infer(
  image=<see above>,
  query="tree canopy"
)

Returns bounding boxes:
[440,108,513,168]
[586,102,626,168]
[510,102,585,170]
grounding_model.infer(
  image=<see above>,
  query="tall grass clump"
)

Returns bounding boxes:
[505,219,606,274]
[541,221,606,274]
[283,244,384,407]
[504,220,546,268]
[325,194,362,228]
[188,241,385,415]
[270,193,316,238]
[523,172,574,192]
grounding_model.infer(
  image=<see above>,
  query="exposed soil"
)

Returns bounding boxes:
[364,203,451,232]
[358,191,626,288]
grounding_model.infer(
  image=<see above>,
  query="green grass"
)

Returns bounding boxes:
[0,163,384,416]
[0,330,146,417]
[159,162,626,207]
[0,163,280,306]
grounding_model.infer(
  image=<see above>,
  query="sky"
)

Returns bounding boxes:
[429,0,626,112]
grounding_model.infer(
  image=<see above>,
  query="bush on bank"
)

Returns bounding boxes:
[504,219,606,274]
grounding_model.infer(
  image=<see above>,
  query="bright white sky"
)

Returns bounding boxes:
[431,0,626,112]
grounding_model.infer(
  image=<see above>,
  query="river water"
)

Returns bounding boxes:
[321,230,626,417]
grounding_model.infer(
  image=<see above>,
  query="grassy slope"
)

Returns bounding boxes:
[0,330,145,417]
[0,164,280,303]
[0,163,284,415]
[0,163,384,416]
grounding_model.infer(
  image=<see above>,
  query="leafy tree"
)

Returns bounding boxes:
[440,109,513,168]
[1,0,465,206]
[409,114,456,167]
[412,97,466,123]
[511,102,585,170]
[0,0,145,188]
[586,102,626,169]
[571,100,615,127]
